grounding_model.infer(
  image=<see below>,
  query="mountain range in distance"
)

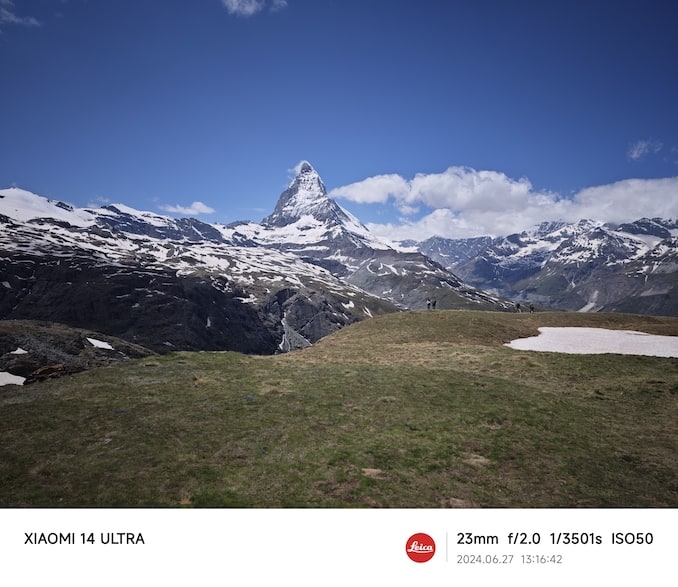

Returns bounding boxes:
[1,161,676,357]
[410,216,678,317]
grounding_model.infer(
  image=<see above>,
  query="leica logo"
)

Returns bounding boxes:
[407,541,433,552]
[405,533,436,562]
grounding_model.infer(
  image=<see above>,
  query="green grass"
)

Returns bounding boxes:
[1,310,677,507]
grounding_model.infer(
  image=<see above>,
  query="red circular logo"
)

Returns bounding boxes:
[405,533,436,562]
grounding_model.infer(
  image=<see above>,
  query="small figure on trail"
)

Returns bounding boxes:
[516,302,522,313]
[529,303,535,313]
[426,298,431,310]
[432,299,437,310]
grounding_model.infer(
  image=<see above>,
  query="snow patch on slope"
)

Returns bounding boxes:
[87,337,114,350]
[505,327,678,357]
[0,372,26,386]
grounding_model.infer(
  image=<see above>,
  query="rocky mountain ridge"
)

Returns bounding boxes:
[0,163,509,356]
[0,320,155,386]
[414,217,678,316]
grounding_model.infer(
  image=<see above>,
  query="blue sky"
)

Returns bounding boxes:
[1,0,677,239]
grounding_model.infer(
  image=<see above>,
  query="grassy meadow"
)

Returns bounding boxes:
[1,310,677,507]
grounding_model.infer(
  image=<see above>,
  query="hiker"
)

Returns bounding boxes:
[529,303,535,313]
[432,299,437,310]
[516,302,521,313]
[426,298,431,310]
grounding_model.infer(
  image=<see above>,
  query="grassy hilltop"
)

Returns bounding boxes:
[1,310,677,507]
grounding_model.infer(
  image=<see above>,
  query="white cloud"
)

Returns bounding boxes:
[0,0,41,27]
[627,139,663,161]
[329,173,409,204]
[160,201,216,216]
[270,0,288,12]
[330,167,546,214]
[221,0,263,17]
[570,177,678,222]
[330,167,678,240]
[220,0,287,17]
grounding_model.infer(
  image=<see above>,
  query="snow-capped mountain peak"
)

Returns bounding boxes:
[293,160,326,195]
[0,187,96,227]
[255,162,395,255]
[262,161,348,228]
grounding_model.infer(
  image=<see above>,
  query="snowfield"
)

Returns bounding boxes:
[505,327,678,358]
[86,337,114,350]
[0,372,26,386]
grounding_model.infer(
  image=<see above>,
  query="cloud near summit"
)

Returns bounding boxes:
[328,167,678,240]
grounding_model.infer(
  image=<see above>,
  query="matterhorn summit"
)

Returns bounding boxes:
[262,161,364,231]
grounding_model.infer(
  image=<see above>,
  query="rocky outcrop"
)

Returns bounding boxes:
[0,320,155,385]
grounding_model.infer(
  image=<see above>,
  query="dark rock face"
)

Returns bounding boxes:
[617,218,673,239]
[97,207,227,242]
[0,320,155,385]
[0,255,281,354]
[0,250,395,356]
[265,288,361,350]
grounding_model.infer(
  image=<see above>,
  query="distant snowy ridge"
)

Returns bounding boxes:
[412,216,678,316]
